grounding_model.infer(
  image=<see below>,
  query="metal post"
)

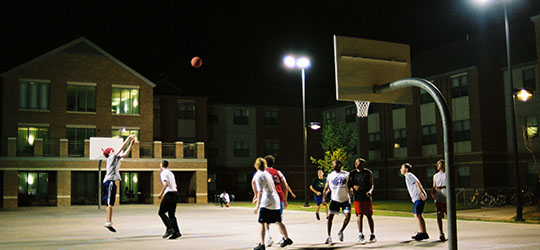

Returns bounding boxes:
[302,68,309,207]
[375,78,456,250]
[98,160,102,209]
[503,2,523,221]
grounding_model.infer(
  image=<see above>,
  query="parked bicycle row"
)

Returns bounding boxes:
[463,187,538,208]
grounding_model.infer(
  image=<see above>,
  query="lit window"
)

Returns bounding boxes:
[111,87,139,115]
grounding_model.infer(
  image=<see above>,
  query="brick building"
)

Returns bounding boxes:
[0,37,208,208]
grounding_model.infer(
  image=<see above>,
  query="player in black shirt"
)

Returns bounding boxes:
[349,158,376,244]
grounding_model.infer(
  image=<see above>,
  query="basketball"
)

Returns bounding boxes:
[191,56,202,68]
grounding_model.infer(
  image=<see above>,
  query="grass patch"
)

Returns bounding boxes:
[522,207,540,223]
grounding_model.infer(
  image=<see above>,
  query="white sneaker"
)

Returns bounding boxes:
[359,234,367,244]
[277,237,284,245]
[338,230,344,242]
[266,236,274,247]
[325,236,332,244]
[103,222,116,232]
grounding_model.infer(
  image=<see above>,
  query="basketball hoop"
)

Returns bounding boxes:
[354,100,371,118]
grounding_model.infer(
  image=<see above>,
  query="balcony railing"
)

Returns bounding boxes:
[1,137,204,159]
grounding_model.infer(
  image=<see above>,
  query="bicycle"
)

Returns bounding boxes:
[466,189,496,208]
[511,188,535,206]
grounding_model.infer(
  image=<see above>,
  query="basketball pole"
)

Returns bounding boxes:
[98,160,102,210]
[302,68,309,207]
[375,78,457,250]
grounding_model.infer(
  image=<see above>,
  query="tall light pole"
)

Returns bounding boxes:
[284,55,311,207]
[474,0,523,220]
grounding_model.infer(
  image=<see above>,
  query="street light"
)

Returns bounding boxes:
[283,54,311,207]
[473,0,524,221]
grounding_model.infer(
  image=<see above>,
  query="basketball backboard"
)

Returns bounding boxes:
[89,137,123,160]
[334,35,413,104]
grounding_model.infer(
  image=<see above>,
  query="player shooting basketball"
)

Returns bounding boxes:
[101,134,136,232]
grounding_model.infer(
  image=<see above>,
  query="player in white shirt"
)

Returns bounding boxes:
[323,160,351,244]
[400,163,429,241]
[219,190,231,207]
[252,157,293,250]
[431,159,447,241]
[158,160,181,239]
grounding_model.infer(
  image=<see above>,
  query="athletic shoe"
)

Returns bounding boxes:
[439,234,446,242]
[280,238,293,247]
[413,232,429,241]
[163,228,174,238]
[104,222,116,233]
[316,212,320,221]
[254,243,265,250]
[325,236,332,244]
[277,237,285,245]
[369,234,377,243]
[358,234,367,244]
[266,236,274,247]
[338,230,344,242]
[169,233,181,239]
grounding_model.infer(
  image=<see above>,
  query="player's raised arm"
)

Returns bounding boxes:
[118,135,135,158]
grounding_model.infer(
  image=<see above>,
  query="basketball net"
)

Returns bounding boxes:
[354,100,370,118]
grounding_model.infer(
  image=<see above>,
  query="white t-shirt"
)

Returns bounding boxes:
[253,170,280,210]
[327,170,350,203]
[103,154,122,183]
[160,168,177,193]
[405,172,426,203]
[220,193,230,203]
[433,171,447,202]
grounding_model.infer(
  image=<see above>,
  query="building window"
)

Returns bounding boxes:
[67,84,96,112]
[420,88,434,104]
[71,171,98,205]
[522,68,536,92]
[345,107,356,123]
[264,140,279,156]
[19,80,49,110]
[112,128,139,140]
[264,110,278,125]
[425,167,438,188]
[17,126,49,156]
[208,109,218,124]
[111,87,139,115]
[233,141,249,157]
[67,127,96,156]
[458,165,470,187]
[525,115,538,138]
[368,132,381,150]
[454,120,471,142]
[393,129,407,148]
[18,171,51,206]
[325,111,336,122]
[451,74,468,98]
[368,103,379,114]
[392,104,405,110]
[421,124,437,145]
[233,109,249,125]
[178,101,195,119]
[373,169,380,186]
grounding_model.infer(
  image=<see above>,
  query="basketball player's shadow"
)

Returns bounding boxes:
[294,243,355,250]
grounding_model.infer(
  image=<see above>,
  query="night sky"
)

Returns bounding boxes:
[1,1,540,102]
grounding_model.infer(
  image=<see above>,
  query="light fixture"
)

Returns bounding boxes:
[27,174,34,185]
[309,122,321,130]
[28,135,35,145]
[133,175,138,183]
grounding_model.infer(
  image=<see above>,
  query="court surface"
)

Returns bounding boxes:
[1,204,539,249]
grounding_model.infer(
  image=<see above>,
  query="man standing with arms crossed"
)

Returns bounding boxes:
[400,163,429,241]
[349,158,376,244]
[323,160,351,244]
[158,160,181,239]
[431,159,447,241]
[102,134,135,232]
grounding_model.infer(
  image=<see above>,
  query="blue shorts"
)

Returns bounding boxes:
[280,202,284,215]
[314,195,323,206]
[414,200,425,215]
[103,180,117,206]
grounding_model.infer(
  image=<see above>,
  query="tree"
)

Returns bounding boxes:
[310,119,358,172]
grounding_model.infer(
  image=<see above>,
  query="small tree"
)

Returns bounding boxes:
[311,119,358,172]
[522,125,540,181]
[311,148,351,173]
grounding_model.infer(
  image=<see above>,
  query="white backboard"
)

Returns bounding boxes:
[89,137,123,160]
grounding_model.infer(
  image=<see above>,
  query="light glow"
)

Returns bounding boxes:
[309,122,321,130]
[133,175,138,183]
[283,55,296,68]
[27,175,34,185]
[296,57,311,69]
[516,89,532,102]
[28,135,35,145]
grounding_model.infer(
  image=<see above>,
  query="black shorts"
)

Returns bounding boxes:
[258,208,282,224]
[102,180,117,206]
[329,200,351,214]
